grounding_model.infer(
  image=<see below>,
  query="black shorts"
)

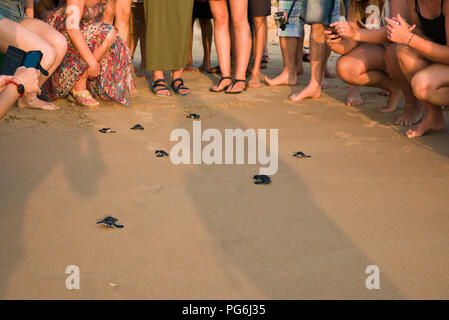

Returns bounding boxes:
[248,0,271,18]
[193,1,213,19]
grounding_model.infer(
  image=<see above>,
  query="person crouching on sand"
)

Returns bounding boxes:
[386,0,449,138]
[325,0,406,115]
[0,0,67,111]
[40,0,135,107]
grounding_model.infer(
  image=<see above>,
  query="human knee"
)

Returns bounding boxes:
[411,71,434,101]
[336,56,363,84]
[213,11,228,26]
[395,44,414,66]
[231,15,249,31]
[41,43,57,70]
[252,17,266,29]
[54,32,68,61]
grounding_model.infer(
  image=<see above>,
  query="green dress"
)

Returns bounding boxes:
[145,0,194,71]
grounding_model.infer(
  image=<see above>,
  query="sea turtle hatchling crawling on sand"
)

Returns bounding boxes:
[97,216,124,229]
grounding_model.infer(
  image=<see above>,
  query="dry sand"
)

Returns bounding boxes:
[1,21,449,300]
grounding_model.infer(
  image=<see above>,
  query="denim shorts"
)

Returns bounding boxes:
[278,0,340,37]
[301,0,340,25]
[0,0,26,23]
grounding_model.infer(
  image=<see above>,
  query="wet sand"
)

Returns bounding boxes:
[1,22,449,299]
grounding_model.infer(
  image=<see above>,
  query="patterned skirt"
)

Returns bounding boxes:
[40,6,134,107]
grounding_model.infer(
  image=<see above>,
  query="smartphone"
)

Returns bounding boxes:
[324,24,341,39]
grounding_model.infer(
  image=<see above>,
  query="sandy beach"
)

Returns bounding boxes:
[1,20,449,299]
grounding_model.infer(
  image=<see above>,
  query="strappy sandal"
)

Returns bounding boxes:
[210,76,233,93]
[225,79,247,94]
[171,78,190,96]
[151,79,172,97]
[68,89,100,107]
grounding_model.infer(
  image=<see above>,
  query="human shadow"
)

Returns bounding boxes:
[0,123,106,298]
[169,71,404,299]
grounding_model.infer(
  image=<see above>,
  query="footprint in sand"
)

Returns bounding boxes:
[133,111,156,126]
[345,111,378,128]
[127,185,164,205]
[433,160,449,177]
[401,144,416,153]
[212,101,255,109]
[333,131,379,146]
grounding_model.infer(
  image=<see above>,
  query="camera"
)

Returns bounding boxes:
[274,11,289,31]
[0,46,49,76]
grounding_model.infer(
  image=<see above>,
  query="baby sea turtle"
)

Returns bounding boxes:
[187,113,200,119]
[155,150,169,158]
[293,151,311,158]
[131,124,144,130]
[99,128,116,134]
[253,174,271,185]
[97,216,124,229]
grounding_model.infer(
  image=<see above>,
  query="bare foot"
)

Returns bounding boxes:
[184,63,194,72]
[377,88,402,113]
[346,86,364,106]
[18,95,59,110]
[264,71,297,86]
[198,62,210,73]
[395,104,424,126]
[289,84,321,102]
[248,73,262,88]
[321,78,329,89]
[406,110,445,138]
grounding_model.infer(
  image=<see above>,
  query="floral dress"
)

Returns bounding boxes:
[40,0,134,107]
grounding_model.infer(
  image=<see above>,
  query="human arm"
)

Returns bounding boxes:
[66,0,100,77]
[26,0,34,18]
[0,67,40,120]
[386,0,449,65]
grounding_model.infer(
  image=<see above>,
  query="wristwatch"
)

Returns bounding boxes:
[6,80,25,98]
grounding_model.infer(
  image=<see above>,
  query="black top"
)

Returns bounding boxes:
[415,0,447,45]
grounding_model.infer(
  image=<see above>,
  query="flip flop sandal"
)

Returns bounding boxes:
[225,79,247,94]
[68,89,100,107]
[210,76,233,93]
[151,79,172,97]
[171,78,190,96]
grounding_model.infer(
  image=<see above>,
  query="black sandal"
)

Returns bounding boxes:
[210,76,233,93]
[151,79,172,97]
[225,79,247,94]
[171,78,190,96]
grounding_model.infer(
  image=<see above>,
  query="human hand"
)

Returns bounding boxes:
[325,30,342,46]
[87,59,100,78]
[13,67,40,94]
[331,21,356,39]
[386,14,416,45]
